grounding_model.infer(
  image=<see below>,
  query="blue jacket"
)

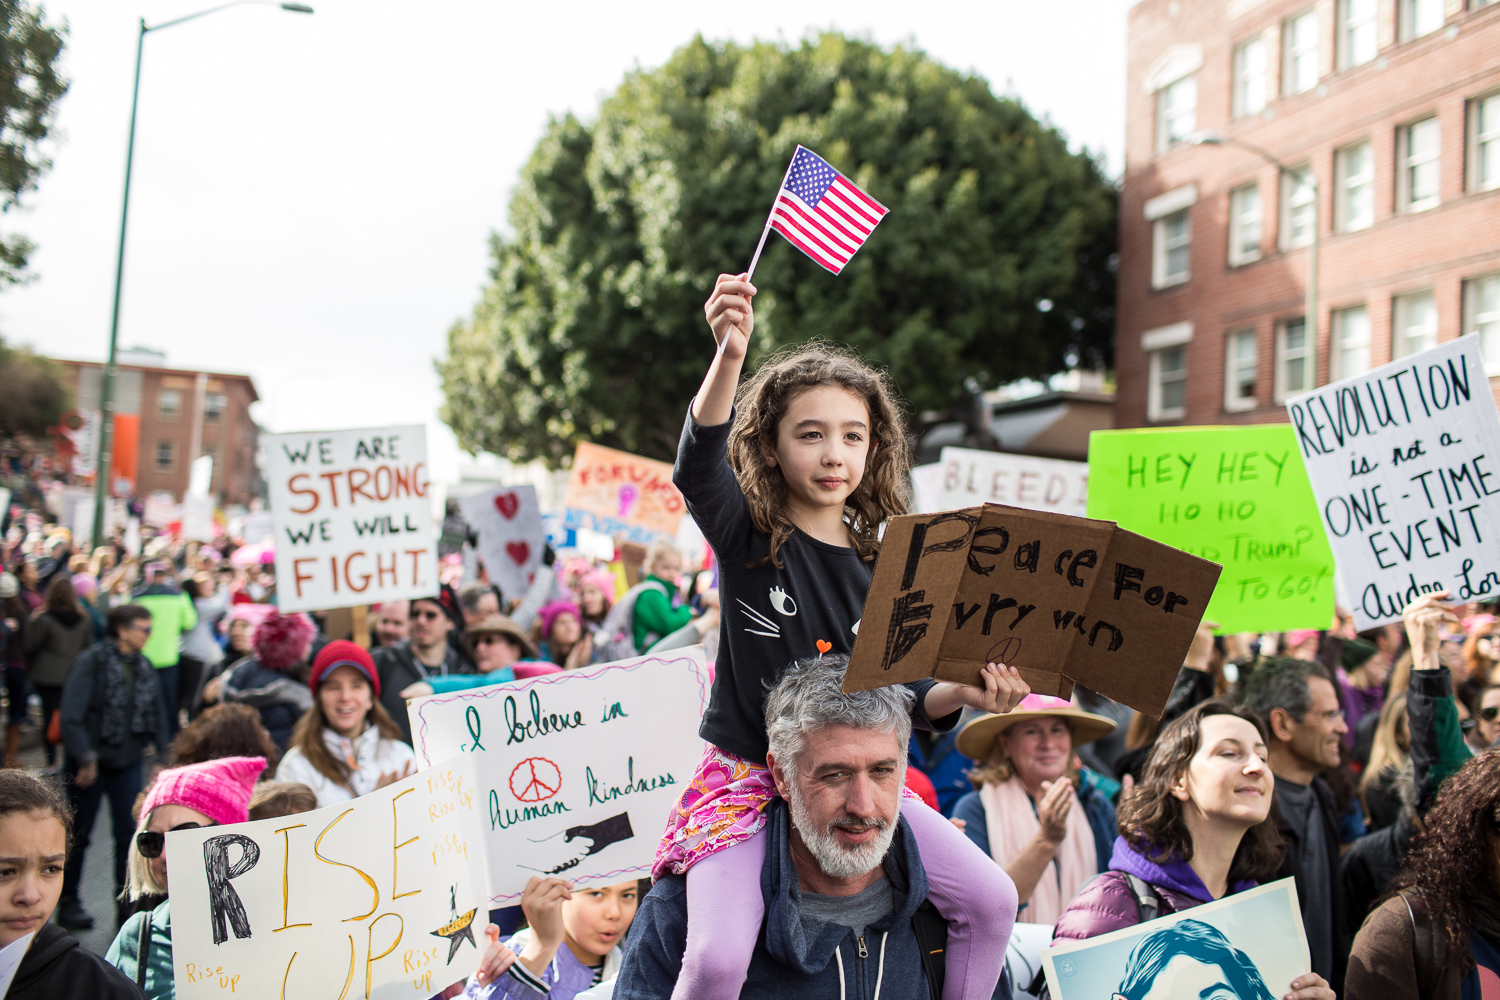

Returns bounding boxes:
[615,798,943,1000]
[951,769,1118,878]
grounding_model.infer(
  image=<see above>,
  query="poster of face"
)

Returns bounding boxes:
[406,648,709,906]
[1042,879,1308,1000]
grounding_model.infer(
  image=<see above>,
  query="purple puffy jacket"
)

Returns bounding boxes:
[1050,870,1204,942]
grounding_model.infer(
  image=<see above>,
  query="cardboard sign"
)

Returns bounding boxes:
[263,426,437,614]
[844,505,1221,718]
[562,442,685,546]
[166,757,486,1000]
[407,649,709,906]
[1087,426,1335,633]
[459,485,545,601]
[1287,334,1500,629]
[939,447,1089,517]
[1042,879,1308,1000]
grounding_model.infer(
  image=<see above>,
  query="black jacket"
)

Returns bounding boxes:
[10,923,145,999]
[59,641,171,770]
[371,640,472,744]
[219,655,313,750]
[1274,773,1347,992]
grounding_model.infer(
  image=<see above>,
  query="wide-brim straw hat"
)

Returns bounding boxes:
[468,615,538,659]
[956,694,1119,761]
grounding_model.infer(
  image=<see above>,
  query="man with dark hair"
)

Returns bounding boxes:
[1240,657,1349,991]
[458,583,502,628]
[56,603,171,929]
[1115,918,1276,1000]
[372,594,472,744]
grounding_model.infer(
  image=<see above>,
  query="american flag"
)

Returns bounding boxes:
[767,146,889,275]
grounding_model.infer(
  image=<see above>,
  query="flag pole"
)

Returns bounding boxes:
[720,148,799,356]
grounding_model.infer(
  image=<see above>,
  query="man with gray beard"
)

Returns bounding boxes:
[614,655,1012,999]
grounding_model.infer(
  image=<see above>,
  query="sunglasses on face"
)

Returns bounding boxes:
[136,821,207,859]
[412,610,444,621]
[1481,706,1500,723]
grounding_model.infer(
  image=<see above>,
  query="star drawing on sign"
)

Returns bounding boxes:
[430,885,478,964]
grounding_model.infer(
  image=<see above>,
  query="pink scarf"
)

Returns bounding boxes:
[979,774,1097,924]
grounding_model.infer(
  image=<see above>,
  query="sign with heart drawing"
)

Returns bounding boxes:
[459,485,545,602]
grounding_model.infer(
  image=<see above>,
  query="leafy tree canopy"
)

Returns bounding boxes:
[0,337,68,435]
[439,33,1116,465]
[0,0,66,285]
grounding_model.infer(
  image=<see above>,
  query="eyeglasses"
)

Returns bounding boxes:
[136,821,207,859]
[1481,706,1500,723]
[130,623,153,635]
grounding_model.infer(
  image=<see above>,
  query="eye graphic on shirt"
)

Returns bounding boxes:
[851,619,860,636]
[768,586,797,616]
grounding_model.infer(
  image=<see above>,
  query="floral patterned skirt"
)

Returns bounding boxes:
[652,744,777,879]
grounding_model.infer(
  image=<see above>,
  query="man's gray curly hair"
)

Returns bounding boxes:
[764,655,914,770]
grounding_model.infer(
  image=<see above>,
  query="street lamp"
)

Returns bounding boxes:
[1193,131,1318,401]
[89,1,313,547]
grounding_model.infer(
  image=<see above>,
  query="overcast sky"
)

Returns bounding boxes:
[6,0,1130,482]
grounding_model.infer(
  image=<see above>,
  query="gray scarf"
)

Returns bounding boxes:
[98,642,160,746]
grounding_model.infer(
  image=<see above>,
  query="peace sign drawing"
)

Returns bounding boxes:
[509,757,562,803]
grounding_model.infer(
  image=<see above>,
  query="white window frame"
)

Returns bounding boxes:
[1233,36,1268,118]
[157,389,181,418]
[204,392,227,421]
[1463,273,1500,374]
[1156,75,1197,152]
[1393,290,1439,359]
[1399,117,1441,213]
[1148,346,1188,422]
[1280,165,1316,250]
[155,440,176,472]
[1275,317,1314,402]
[1228,183,1263,266]
[1468,91,1500,193]
[1283,9,1320,95]
[1332,305,1372,380]
[1224,328,1259,412]
[1334,141,1374,232]
[1152,208,1192,288]
[1399,0,1445,42]
[1339,0,1380,69]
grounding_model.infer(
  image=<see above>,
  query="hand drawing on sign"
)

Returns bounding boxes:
[430,885,479,964]
[522,812,636,875]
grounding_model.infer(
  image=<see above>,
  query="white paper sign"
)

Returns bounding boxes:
[263,425,437,614]
[407,649,709,906]
[459,485,545,601]
[181,494,216,543]
[1286,335,1500,628]
[166,756,486,1000]
[239,511,274,545]
[909,463,944,513]
[142,491,178,529]
[0,930,34,998]
[937,446,1089,515]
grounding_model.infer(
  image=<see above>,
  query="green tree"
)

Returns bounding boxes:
[0,0,66,285]
[440,33,1116,465]
[0,337,68,435]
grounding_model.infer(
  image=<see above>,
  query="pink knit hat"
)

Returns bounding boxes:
[539,601,582,639]
[141,756,267,827]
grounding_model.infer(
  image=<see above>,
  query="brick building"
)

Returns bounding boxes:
[1118,0,1500,429]
[55,349,261,505]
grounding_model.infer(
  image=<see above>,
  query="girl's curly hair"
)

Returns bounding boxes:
[1386,748,1500,975]
[727,342,911,569]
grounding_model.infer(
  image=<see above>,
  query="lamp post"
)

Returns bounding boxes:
[1193,131,1318,395]
[89,1,313,547]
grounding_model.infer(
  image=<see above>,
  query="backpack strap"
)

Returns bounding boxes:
[134,910,152,990]
[1402,892,1445,999]
[910,899,947,1000]
[1122,873,1162,924]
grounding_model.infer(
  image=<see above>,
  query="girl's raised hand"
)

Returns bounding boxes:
[971,662,1029,714]
[471,924,518,986]
[703,273,756,359]
[1403,590,1456,670]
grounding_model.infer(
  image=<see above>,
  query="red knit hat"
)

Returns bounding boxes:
[309,640,380,697]
[141,756,267,827]
[252,609,316,671]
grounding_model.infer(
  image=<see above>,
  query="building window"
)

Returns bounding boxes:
[204,393,227,421]
[1225,328,1258,411]
[1280,166,1316,250]
[1156,75,1197,152]
[1463,274,1500,373]
[1399,117,1441,212]
[157,389,181,418]
[1333,306,1372,379]
[1393,291,1439,358]
[1339,0,1379,69]
[1233,37,1268,118]
[1149,346,1188,421]
[1399,0,1445,41]
[1275,317,1314,401]
[1334,141,1374,232]
[1228,183,1262,265]
[1283,9,1320,95]
[1468,92,1500,192]
[1152,209,1192,287]
[155,440,176,472]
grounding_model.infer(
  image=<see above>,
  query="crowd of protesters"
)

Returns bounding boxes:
[3,278,1500,1000]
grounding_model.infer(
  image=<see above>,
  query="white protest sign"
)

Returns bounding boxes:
[1287,334,1500,628]
[240,511,274,545]
[458,485,545,601]
[181,494,216,543]
[0,930,34,997]
[142,491,178,529]
[938,446,1088,516]
[263,425,437,614]
[408,648,709,907]
[909,462,944,513]
[167,756,486,1000]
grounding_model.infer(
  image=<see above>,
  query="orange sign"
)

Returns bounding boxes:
[109,414,140,496]
[563,442,685,545]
